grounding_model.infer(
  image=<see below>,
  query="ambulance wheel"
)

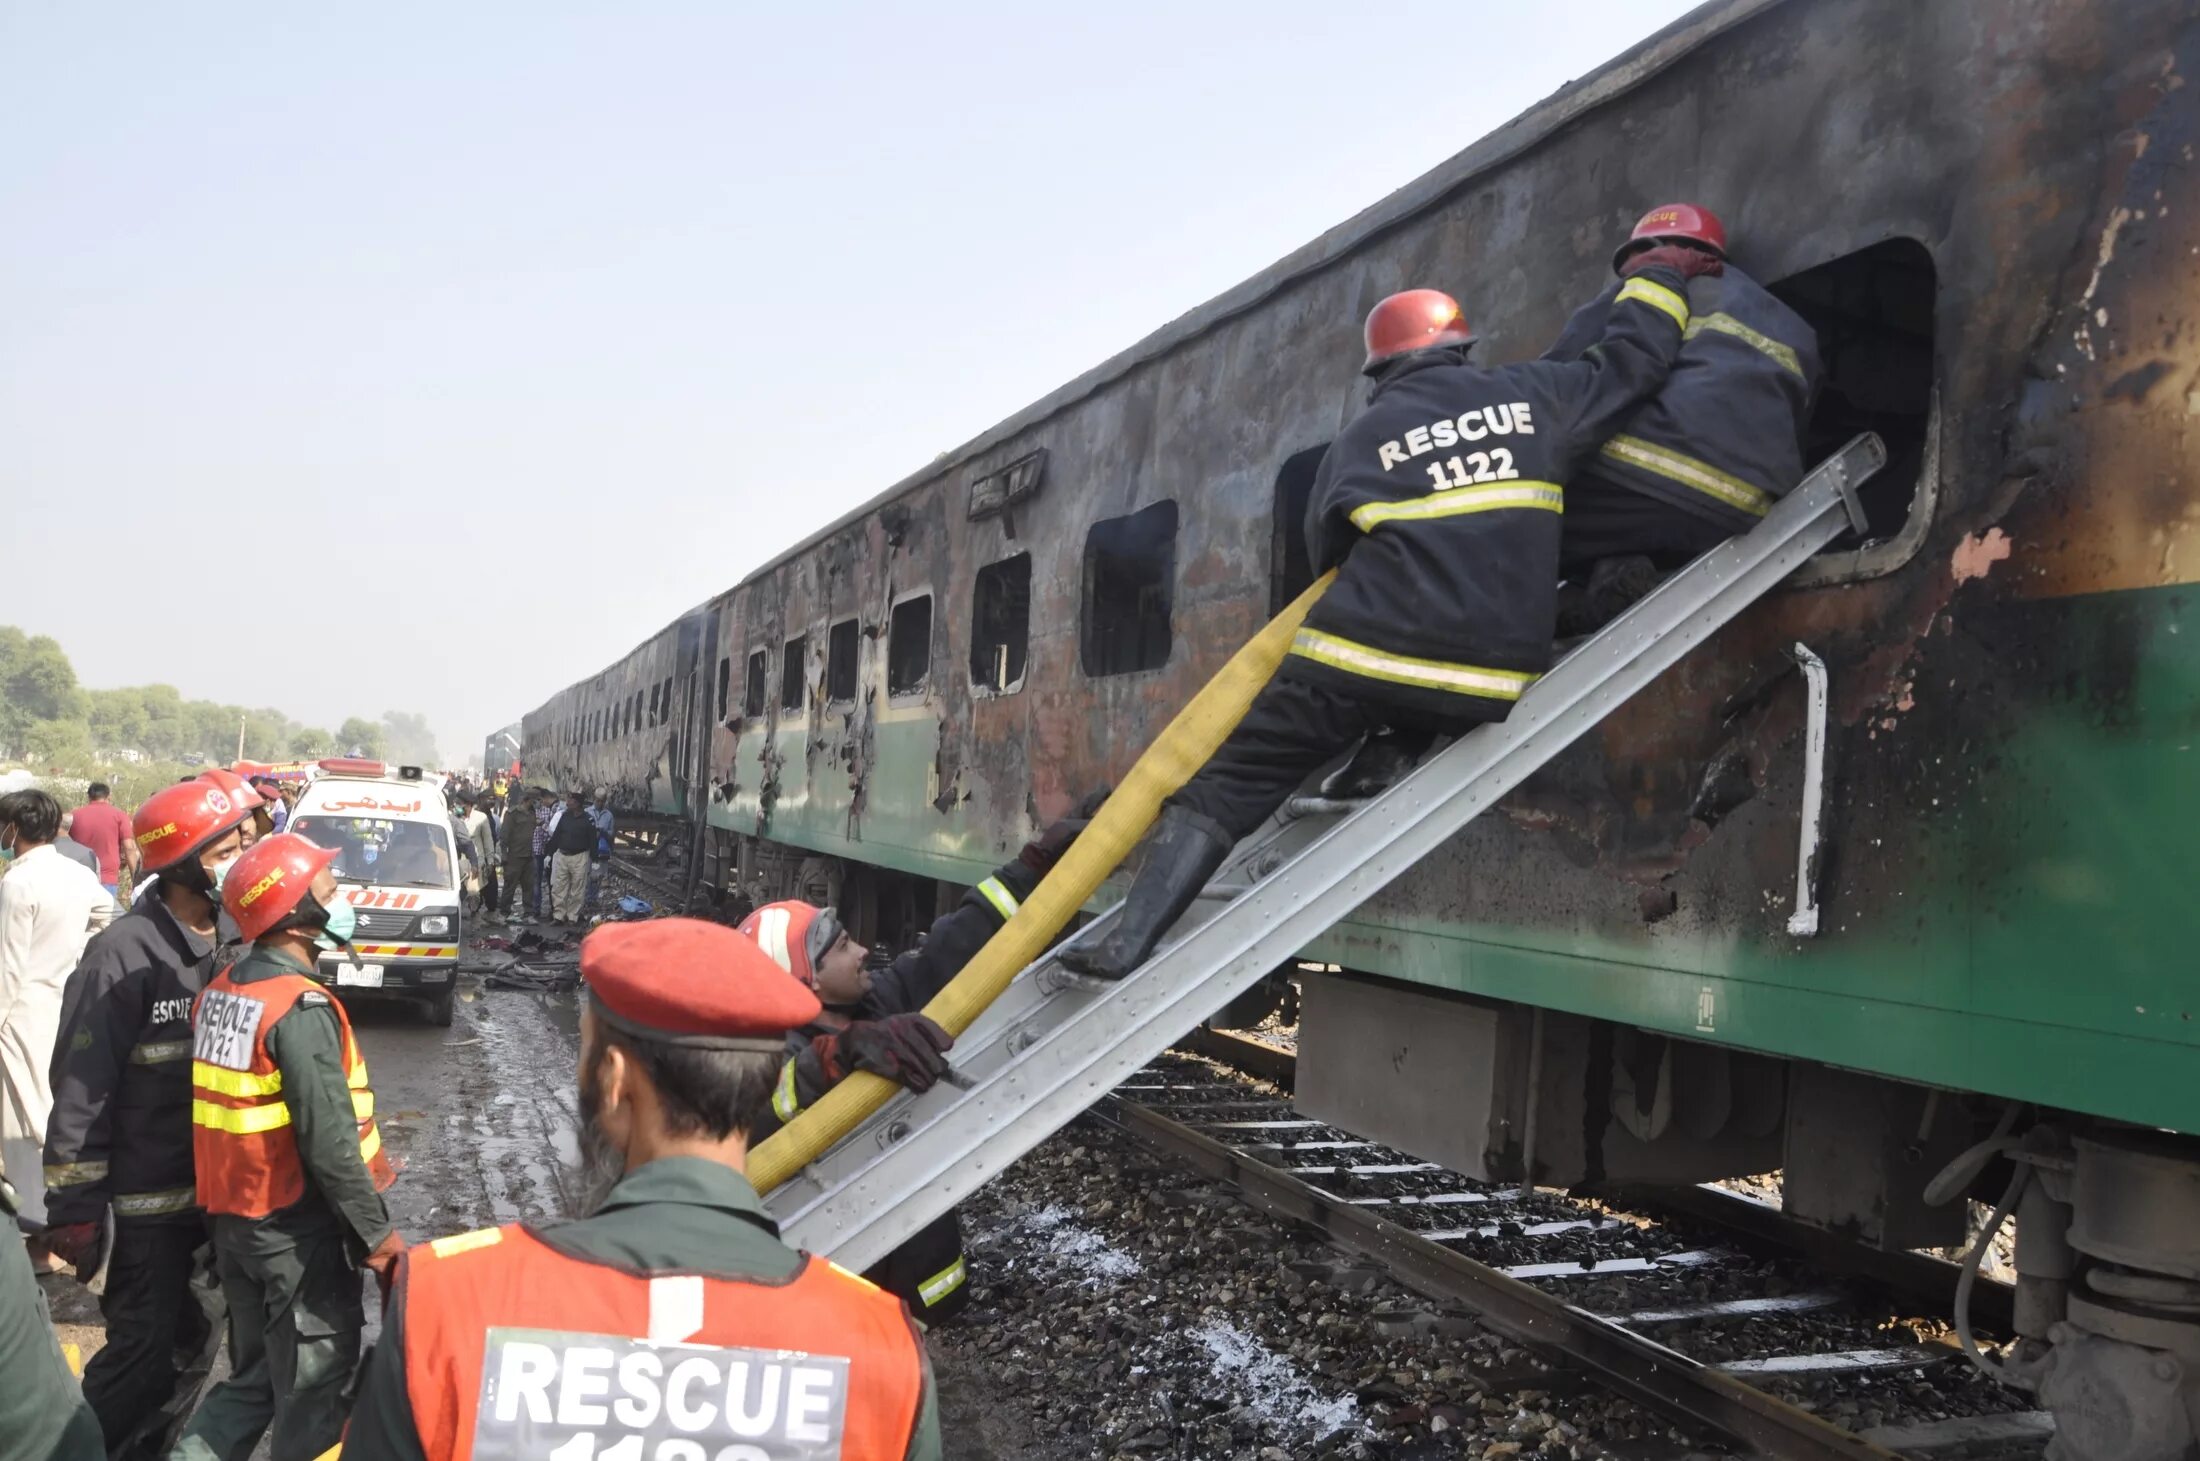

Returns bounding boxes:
[425,986,456,1028]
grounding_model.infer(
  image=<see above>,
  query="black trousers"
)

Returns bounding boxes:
[1172,676,1483,841]
[1560,472,1736,575]
[863,1210,971,1324]
[82,1217,224,1461]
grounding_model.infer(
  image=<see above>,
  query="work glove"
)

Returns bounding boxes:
[363,1230,407,1305]
[840,1014,955,1094]
[41,1221,104,1276]
[1621,243,1723,282]
[1020,788,1113,873]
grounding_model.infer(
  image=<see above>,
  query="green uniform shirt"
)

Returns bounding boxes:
[0,1183,103,1461]
[342,1157,942,1461]
[210,944,393,1258]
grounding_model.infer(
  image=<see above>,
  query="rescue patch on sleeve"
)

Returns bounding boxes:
[298,989,331,1007]
[472,1327,851,1460]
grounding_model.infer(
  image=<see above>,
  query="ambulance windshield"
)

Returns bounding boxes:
[293,815,456,890]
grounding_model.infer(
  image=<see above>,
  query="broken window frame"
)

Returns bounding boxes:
[969,551,1032,696]
[743,649,768,720]
[781,635,808,713]
[825,618,860,706]
[716,656,730,723]
[1080,500,1178,678]
[1269,444,1329,616]
[886,590,933,700]
[1775,236,1942,587]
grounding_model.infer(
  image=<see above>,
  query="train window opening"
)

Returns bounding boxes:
[716,656,730,722]
[826,619,860,703]
[1082,501,1177,677]
[744,650,768,718]
[660,677,673,726]
[648,684,661,727]
[1770,237,1937,548]
[782,636,808,711]
[971,552,1032,693]
[887,595,933,696]
[1270,445,1329,615]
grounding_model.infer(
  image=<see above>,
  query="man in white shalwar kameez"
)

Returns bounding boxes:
[0,788,114,1245]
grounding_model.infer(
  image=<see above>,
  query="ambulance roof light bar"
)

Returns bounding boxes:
[316,757,387,777]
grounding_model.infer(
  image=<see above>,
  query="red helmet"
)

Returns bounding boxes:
[737,900,844,988]
[1362,289,1476,375]
[198,768,266,812]
[223,833,342,942]
[134,780,253,874]
[1613,203,1728,274]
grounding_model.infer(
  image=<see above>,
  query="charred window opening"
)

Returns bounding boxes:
[744,650,767,718]
[971,553,1031,693]
[649,683,662,726]
[888,595,932,696]
[661,677,674,727]
[826,619,860,703]
[1771,238,1937,546]
[1271,445,1329,615]
[1082,501,1177,677]
[782,636,807,711]
[716,656,730,722]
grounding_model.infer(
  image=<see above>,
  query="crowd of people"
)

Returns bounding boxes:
[440,774,617,928]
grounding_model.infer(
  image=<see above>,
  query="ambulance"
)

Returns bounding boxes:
[287,758,465,1026]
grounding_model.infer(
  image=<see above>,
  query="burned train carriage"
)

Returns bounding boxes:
[525,0,2199,1436]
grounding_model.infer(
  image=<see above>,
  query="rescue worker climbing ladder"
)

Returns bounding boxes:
[742,793,1104,1319]
[175,831,402,1461]
[1057,247,1719,981]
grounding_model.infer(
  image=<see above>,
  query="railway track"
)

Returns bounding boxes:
[1127,1041,2050,1460]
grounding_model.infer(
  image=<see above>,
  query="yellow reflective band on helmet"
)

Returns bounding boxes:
[351,1089,375,1120]
[191,1098,293,1134]
[359,1125,382,1163]
[1684,311,1804,378]
[917,1255,968,1308]
[1600,435,1771,517]
[772,1057,802,1122]
[112,1187,197,1217]
[1349,481,1563,533]
[1615,276,1689,329]
[975,876,1020,921]
[427,1227,504,1259]
[43,1160,109,1187]
[1289,629,1539,702]
[130,1039,192,1065]
[193,1061,284,1099]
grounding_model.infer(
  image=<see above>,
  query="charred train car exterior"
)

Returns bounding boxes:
[522,0,2199,1307]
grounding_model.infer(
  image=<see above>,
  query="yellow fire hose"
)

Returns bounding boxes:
[749,571,1333,1195]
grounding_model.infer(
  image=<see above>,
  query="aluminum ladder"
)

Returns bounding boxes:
[765,433,1884,1269]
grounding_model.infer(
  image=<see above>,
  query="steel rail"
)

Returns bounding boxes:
[1108,1098,1906,1461]
[1175,1027,1298,1090]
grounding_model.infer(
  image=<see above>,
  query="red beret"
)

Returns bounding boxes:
[580,918,821,1050]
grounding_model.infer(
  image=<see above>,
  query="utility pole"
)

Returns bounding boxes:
[236,715,246,764]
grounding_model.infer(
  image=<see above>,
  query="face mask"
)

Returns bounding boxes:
[207,854,241,893]
[314,896,358,952]
[1,832,14,863]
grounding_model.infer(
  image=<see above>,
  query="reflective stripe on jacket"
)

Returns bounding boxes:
[400,1223,926,1461]
[189,967,395,1216]
[1284,264,1693,720]
[1544,265,1821,529]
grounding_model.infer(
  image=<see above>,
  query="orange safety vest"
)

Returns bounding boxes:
[399,1224,925,1461]
[190,967,396,1217]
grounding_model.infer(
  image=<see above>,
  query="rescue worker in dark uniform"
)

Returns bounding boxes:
[175,831,401,1461]
[1545,204,1823,627]
[741,796,1099,1320]
[1060,253,1717,981]
[0,1176,104,1461]
[342,918,942,1461]
[41,778,252,1460]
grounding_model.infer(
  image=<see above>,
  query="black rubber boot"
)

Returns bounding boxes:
[1056,807,1234,981]
[1318,727,1434,800]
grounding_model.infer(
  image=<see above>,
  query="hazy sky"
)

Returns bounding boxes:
[2,2,1702,765]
